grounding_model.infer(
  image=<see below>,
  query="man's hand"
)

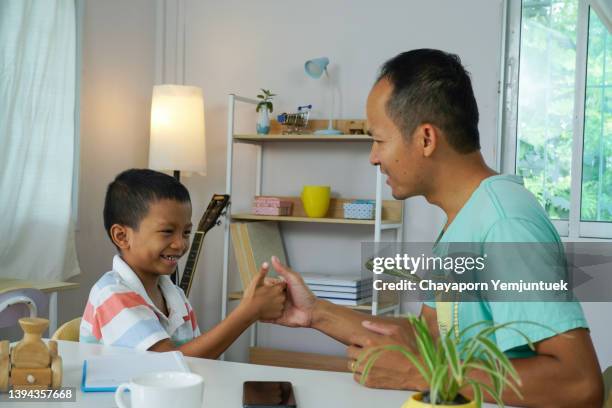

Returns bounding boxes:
[347,320,426,391]
[266,256,317,327]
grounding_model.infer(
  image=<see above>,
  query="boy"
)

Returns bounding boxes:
[80,169,286,358]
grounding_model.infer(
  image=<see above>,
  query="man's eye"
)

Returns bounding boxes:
[184,230,192,236]
[160,230,173,234]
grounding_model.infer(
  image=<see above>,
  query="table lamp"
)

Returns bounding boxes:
[149,84,207,181]
[149,84,207,284]
[304,57,343,135]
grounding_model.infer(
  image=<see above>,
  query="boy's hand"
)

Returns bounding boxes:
[241,262,286,321]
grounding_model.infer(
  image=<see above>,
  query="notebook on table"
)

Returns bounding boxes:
[81,350,190,392]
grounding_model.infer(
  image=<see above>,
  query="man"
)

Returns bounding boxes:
[269,49,603,407]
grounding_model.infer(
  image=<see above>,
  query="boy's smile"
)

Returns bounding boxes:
[119,199,193,281]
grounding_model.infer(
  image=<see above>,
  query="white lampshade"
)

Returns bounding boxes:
[149,84,207,175]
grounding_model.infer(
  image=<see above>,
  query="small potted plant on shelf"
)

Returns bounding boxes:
[356,314,554,408]
[256,88,275,135]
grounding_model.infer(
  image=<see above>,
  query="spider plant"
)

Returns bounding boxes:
[360,258,557,406]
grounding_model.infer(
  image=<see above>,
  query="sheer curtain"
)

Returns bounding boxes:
[0,0,79,281]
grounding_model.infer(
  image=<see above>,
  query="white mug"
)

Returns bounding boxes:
[114,371,204,408]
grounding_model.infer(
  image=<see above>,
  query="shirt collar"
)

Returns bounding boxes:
[112,255,189,324]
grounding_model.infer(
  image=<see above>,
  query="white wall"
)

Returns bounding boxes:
[59,0,612,370]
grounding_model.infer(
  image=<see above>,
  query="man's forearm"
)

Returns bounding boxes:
[462,354,603,408]
[311,299,411,345]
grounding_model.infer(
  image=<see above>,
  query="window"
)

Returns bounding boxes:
[502,0,611,238]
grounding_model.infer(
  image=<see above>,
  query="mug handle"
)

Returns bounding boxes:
[114,382,131,408]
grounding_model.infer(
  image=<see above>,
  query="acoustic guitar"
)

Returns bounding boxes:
[177,194,230,297]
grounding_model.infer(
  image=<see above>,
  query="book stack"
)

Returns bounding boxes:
[230,221,288,288]
[252,196,293,216]
[301,273,373,306]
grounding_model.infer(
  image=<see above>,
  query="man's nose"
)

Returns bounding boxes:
[369,145,379,166]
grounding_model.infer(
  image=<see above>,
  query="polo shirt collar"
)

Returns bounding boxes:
[112,255,189,329]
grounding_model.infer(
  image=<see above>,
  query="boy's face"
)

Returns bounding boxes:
[114,199,193,278]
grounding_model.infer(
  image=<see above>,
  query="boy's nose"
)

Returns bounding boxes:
[171,235,188,252]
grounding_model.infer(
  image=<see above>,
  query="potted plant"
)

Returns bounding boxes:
[359,260,554,407]
[256,88,275,135]
[356,315,541,407]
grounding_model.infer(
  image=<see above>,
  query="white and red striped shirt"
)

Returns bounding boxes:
[80,255,200,350]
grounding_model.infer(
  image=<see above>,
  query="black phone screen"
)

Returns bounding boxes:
[242,381,297,408]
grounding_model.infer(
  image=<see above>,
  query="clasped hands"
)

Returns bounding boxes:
[347,320,426,391]
[263,256,426,391]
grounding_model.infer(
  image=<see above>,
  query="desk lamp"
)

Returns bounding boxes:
[304,57,342,135]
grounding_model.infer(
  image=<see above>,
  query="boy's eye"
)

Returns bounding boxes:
[160,230,173,234]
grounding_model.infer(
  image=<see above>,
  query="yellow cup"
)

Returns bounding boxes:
[301,185,331,218]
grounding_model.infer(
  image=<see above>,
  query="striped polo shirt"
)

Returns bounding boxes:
[80,255,200,350]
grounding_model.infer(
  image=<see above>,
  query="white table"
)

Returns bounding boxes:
[0,340,500,407]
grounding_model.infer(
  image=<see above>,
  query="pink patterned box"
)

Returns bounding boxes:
[252,206,292,216]
[253,196,293,208]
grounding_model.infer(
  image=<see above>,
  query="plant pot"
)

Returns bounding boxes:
[256,106,270,134]
[401,392,477,408]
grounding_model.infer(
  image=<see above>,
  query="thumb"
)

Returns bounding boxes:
[362,320,398,337]
[252,261,269,287]
[271,256,294,281]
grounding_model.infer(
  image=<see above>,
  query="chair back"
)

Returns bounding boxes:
[51,317,81,342]
[604,366,612,408]
[0,288,48,329]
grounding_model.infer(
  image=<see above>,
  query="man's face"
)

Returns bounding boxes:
[121,199,193,278]
[367,79,426,200]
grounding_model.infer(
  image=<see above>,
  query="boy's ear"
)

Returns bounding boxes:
[110,224,131,250]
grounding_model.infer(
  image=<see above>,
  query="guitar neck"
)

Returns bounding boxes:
[177,193,230,297]
[179,231,206,296]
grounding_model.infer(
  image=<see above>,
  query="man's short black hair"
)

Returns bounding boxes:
[376,49,480,153]
[103,169,191,240]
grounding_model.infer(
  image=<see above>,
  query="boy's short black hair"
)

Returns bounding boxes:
[376,48,480,153]
[103,169,191,240]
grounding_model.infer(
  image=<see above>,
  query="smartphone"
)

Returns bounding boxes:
[242,381,296,408]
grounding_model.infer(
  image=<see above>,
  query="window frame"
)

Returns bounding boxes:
[501,0,612,239]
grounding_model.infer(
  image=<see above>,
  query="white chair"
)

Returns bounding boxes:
[0,288,48,329]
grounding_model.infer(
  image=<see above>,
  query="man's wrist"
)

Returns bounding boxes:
[310,299,332,330]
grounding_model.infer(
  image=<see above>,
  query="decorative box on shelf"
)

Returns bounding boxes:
[252,196,293,216]
[343,199,375,220]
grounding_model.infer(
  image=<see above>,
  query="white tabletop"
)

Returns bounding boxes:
[0,340,500,407]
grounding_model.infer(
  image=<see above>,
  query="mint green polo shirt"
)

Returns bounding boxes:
[425,175,588,358]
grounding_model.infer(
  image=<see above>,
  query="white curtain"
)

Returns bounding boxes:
[588,0,612,33]
[0,0,79,281]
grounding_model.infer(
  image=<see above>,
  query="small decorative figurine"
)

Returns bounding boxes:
[0,317,62,391]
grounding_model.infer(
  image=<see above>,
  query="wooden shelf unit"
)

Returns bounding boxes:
[221,95,404,361]
[234,134,372,142]
[231,197,402,225]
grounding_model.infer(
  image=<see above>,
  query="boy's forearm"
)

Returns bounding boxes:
[177,304,256,359]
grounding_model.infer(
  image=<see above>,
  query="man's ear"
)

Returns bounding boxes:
[418,124,438,158]
[110,224,131,250]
